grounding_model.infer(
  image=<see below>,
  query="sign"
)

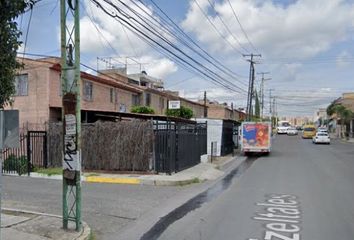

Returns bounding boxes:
[168,100,181,109]
[0,110,19,149]
[63,113,81,171]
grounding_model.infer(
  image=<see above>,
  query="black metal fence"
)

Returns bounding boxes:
[154,121,207,174]
[2,131,48,175]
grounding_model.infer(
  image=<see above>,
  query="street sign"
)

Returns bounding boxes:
[168,100,181,109]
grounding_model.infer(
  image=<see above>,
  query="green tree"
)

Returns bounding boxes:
[166,106,193,119]
[0,0,27,108]
[326,101,337,116]
[131,105,155,114]
[334,105,353,138]
[254,90,260,120]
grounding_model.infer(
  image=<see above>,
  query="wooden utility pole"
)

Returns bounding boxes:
[257,72,271,119]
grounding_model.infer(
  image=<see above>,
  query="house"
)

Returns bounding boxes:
[6,57,206,128]
[328,92,354,138]
[202,100,246,121]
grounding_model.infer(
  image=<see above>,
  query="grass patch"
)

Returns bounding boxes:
[34,167,62,176]
[89,231,96,240]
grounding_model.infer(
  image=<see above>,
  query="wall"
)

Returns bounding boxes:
[5,61,51,128]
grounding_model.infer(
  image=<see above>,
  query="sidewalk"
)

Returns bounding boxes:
[1,209,91,240]
[17,154,242,186]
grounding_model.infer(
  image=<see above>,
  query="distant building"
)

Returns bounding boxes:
[199,100,246,121]
[314,108,327,126]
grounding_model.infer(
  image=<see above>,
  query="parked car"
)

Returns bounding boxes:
[302,125,316,139]
[312,132,330,144]
[287,127,298,135]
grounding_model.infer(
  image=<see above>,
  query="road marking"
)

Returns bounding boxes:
[249,194,302,240]
[85,176,140,184]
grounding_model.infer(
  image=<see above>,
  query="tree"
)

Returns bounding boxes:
[326,100,337,116]
[254,90,260,120]
[166,106,193,119]
[0,1,27,109]
[131,106,155,114]
[334,105,353,138]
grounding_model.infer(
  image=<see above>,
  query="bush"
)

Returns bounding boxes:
[131,105,155,114]
[166,106,193,119]
[3,154,28,176]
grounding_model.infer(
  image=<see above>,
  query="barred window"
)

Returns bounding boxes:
[15,74,28,96]
[83,81,93,101]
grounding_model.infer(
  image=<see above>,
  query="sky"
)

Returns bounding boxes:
[17,0,354,118]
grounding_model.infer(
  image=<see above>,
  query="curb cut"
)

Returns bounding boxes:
[2,208,91,240]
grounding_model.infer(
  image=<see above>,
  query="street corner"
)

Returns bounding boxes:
[1,209,91,240]
[84,175,141,185]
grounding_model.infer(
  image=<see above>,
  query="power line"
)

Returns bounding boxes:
[193,0,245,56]
[90,0,248,95]
[147,0,248,79]
[205,0,250,53]
[226,0,257,52]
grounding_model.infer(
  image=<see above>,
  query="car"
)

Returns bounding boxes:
[312,132,330,144]
[287,127,298,135]
[302,125,316,139]
[317,127,328,134]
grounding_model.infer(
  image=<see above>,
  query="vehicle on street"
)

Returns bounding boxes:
[240,122,272,155]
[277,121,291,134]
[317,127,328,134]
[287,127,298,135]
[302,125,316,139]
[313,132,331,144]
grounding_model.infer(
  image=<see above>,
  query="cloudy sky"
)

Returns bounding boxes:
[18,0,354,117]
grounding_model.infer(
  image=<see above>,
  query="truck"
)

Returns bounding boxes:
[239,122,272,155]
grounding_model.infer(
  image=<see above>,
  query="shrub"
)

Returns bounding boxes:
[131,106,155,114]
[3,154,28,176]
[166,106,193,119]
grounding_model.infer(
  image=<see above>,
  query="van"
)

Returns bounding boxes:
[302,125,316,139]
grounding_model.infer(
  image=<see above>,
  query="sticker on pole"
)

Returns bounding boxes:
[63,114,81,171]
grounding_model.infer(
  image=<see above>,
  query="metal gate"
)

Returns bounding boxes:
[2,131,47,175]
[27,131,48,171]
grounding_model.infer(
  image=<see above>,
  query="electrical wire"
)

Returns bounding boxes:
[226,0,257,52]
[192,0,245,56]
[90,0,248,95]
[206,0,250,53]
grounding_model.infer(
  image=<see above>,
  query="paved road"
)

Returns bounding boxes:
[149,135,354,240]
[2,176,182,239]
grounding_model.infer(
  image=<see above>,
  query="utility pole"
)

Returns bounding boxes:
[203,91,207,118]
[60,0,81,231]
[244,54,261,121]
[269,89,274,117]
[257,72,271,119]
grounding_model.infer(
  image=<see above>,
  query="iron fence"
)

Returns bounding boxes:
[2,131,47,176]
[154,121,207,174]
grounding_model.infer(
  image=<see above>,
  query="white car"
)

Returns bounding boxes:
[312,132,330,144]
[277,126,289,134]
[287,127,298,135]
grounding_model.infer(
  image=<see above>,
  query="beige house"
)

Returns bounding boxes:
[6,57,206,127]
[201,101,245,121]
[6,57,142,127]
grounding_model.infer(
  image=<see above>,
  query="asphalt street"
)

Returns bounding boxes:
[152,135,354,240]
[2,176,182,239]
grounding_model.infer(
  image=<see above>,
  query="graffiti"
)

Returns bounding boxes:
[63,114,80,171]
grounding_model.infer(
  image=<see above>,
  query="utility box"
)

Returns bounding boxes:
[0,110,20,149]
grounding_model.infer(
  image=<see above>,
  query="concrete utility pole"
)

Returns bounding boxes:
[269,89,274,117]
[60,0,81,231]
[243,54,261,121]
[257,72,271,119]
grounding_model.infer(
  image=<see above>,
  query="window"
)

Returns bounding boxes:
[132,94,140,106]
[110,88,117,103]
[83,81,93,101]
[14,74,28,96]
[145,93,151,106]
[159,97,165,109]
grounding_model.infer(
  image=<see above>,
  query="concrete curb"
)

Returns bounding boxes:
[2,208,91,240]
